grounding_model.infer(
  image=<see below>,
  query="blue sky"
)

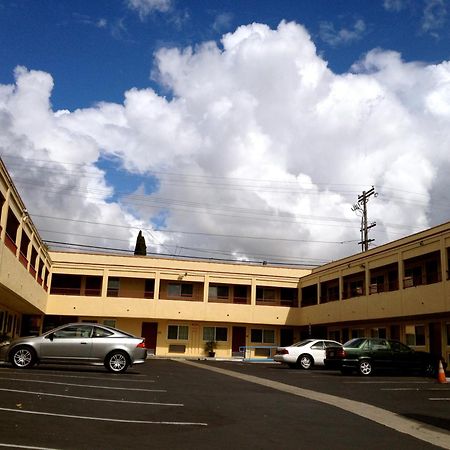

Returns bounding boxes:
[0,0,449,264]
[1,0,449,110]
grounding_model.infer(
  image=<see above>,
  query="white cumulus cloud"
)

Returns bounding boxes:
[1,21,450,265]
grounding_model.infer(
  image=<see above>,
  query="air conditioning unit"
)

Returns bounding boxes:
[369,283,378,294]
[355,286,363,295]
[403,276,413,288]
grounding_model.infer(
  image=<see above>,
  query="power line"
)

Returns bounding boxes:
[35,216,360,244]
[44,240,324,267]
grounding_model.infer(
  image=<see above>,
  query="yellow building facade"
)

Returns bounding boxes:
[1,158,449,364]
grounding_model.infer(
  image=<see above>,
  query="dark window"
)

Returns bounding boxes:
[301,285,318,307]
[280,288,298,307]
[251,329,263,343]
[85,276,102,296]
[168,283,193,298]
[144,279,155,298]
[107,277,120,297]
[233,285,248,304]
[50,274,82,295]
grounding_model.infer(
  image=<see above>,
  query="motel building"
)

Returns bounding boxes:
[1,158,450,366]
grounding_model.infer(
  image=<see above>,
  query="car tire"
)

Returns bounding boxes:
[358,360,372,376]
[105,351,129,373]
[10,346,36,369]
[298,354,313,370]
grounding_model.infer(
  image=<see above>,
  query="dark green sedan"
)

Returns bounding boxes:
[324,337,444,376]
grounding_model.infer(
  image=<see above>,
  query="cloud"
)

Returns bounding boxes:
[1,22,450,265]
[126,0,172,19]
[383,0,408,12]
[212,12,234,33]
[422,0,447,34]
[319,18,366,46]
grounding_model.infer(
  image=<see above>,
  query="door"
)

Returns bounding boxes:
[141,322,158,355]
[40,324,93,361]
[280,328,294,347]
[232,326,246,357]
[429,322,442,359]
[369,339,393,370]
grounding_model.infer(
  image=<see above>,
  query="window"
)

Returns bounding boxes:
[209,285,229,300]
[168,283,193,298]
[256,287,276,303]
[301,285,318,307]
[321,279,339,303]
[144,279,155,298]
[107,277,120,297]
[50,274,82,296]
[251,329,275,344]
[351,328,365,339]
[342,272,365,299]
[52,325,92,339]
[168,325,189,340]
[404,251,441,287]
[103,319,116,328]
[233,285,248,304]
[93,327,113,338]
[446,323,450,346]
[328,330,340,342]
[203,326,228,342]
[405,325,425,346]
[85,276,102,296]
[280,288,298,307]
[370,328,387,339]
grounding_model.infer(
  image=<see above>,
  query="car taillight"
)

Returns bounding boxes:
[136,341,146,348]
[338,349,346,358]
[275,349,289,355]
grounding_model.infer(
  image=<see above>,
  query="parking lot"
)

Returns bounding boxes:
[0,359,449,450]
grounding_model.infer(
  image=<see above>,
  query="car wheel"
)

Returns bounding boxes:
[359,360,372,376]
[10,346,36,369]
[298,354,313,370]
[105,351,129,373]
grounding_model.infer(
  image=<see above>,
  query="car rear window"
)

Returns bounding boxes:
[344,338,366,348]
[291,339,314,347]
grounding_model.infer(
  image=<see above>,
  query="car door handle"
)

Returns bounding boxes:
[80,342,88,345]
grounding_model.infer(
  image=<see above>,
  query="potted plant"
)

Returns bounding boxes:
[204,340,217,357]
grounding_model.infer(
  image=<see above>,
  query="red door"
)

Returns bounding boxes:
[141,322,158,355]
[232,326,246,356]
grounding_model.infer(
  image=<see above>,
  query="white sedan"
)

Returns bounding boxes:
[274,339,342,369]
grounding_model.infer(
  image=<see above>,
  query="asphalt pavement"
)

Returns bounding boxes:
[0,359,448,450]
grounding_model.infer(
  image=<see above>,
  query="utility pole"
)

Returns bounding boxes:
[352,186,377,252]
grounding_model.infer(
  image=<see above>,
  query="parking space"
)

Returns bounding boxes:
[0,360,449,449]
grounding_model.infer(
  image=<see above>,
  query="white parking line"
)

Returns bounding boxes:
[429,398,450,401]
[179,360,450,449]
[0,373,155,383]
[0,377,165,392]
[381,388,450,391]
[0,407,207,426]
[0,388,183,406]
[344,381,430,384]
[0,443,59,449]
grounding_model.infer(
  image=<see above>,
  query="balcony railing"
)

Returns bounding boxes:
[4,232,17,254]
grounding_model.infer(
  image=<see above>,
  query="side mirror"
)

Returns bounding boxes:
[45,333,54,341]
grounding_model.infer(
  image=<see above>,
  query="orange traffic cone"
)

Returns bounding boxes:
[437,360,447,384]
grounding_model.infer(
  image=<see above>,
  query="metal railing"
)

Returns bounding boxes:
[239,345,278,361]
